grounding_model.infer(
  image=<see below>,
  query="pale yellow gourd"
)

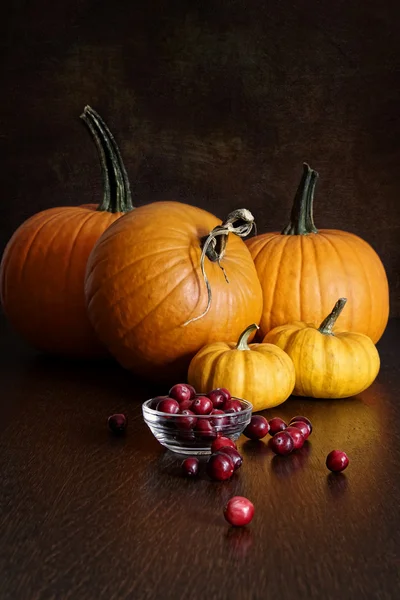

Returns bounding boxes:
[263,298,380,399]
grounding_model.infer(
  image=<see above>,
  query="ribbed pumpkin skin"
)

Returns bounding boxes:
[85,201,263,381]
[0,205,122,357]
[188,340,295,411]
[263,322,380,398]
[246,229,389,343]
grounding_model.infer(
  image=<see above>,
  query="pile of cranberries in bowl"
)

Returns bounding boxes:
[142,384,252,455]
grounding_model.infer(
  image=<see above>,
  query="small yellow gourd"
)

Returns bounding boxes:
[188,323,296,411]
[263,298,380,399]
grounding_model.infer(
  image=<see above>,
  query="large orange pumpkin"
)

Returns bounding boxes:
[246,163,389,342]
[85,204,263,381]
[0,106,134,357]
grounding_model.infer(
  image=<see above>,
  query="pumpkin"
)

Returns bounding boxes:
[0,106,134,357]
[246,163,389,343]
[263,298,380,398]
[85,205,263,381]
[187,323,296,411]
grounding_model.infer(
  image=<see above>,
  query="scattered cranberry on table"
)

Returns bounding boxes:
[326,450,349,472]
[290,420,311,440]
[268,417,287,436]
[219,446,243,470]
[243,415,270,440]
[191,395,213,415]
[285,426,305,450]
[107,413,127,434]
[156,398,180,414]
[207,389,226,409]
[169,383,192,403]
[268,431,294,455]
[207,452,235,481]
[289,415,313,434]
[211,436,237,453]
[224,496,254,527]
[181,457,200,477]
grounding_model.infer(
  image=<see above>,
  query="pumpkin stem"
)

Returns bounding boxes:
[182,209,256,327]
[236,323,259,350]
[318,298,347,335]
[281,163,318,235]
[80,106,134,214]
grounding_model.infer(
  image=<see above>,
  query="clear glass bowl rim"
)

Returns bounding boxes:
[142,396,253,419]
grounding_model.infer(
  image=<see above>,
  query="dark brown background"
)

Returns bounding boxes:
[1,0,399,313]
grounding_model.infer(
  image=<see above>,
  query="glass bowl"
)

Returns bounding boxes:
[142,396,253,455]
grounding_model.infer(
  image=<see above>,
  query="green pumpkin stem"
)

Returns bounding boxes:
[282,163,318,235]
[236,323,259,350]
[80,105,134,213]
[318,298,347,335]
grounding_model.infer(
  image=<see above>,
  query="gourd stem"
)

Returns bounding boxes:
[236,323,259,350]
[281,163,318,235]
[318,298,347,335]
[80,105,134,213]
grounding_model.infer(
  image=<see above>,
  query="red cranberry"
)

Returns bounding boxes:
[224,496,254,527]
[207,452,234,481]
[210,409,229,427]
[191,395,213,415]
[285,426,305,450]
[290,420,311,440]
[211,436,237,453]
[195,419,216,438]
[181,457,199,477]
[179,399,193,411]
[268,431,294,456]
[107,413,127,434]
[243,415,269,440]
[177,410,197,430]
[223,399,242,412]
[207,389,226,409]
[186,384,197,399]
[156,398,180,414]
[290,416,312,435]
[326,450,349,472]
[219,388,231,401]
[268,417,287,436]
[219,446,243,470]
[150,395,168,409]
[169,383,192,403]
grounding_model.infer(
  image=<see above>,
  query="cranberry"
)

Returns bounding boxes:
[169,383,192,403]
[186,384,197,399]
[243,415,269,440]
[224,496,254,527]
[179,399,193,411]
[195,419,216,438]
[181,457,199,477]
[177,410,197,430]
[219,388,231,401]
[192,395,213,415]
[268,431,294,455]
[223,399,242,412]
[156,398,180,414]
[150,395,168,409]
[107,413,127,434]
[210,409,229,428]
[211,436,237,453]
[207,452,235,481]
[207,389,226,409]
[290,420,311,440]
[290,416,313,435]
[326,450,349,472]
[285,426,305,450]
[219,446,243,470]
[268,417,287,436]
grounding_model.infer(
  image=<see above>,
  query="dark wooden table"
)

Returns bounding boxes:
[1,315,399,600]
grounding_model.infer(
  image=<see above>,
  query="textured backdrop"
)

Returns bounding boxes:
[1,0,399,314]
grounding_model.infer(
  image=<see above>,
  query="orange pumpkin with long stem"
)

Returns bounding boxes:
[0,106,134,357]
[246,163,389,343]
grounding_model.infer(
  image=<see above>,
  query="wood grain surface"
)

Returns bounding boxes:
[0,315,399,600]
[1,0,399,314]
